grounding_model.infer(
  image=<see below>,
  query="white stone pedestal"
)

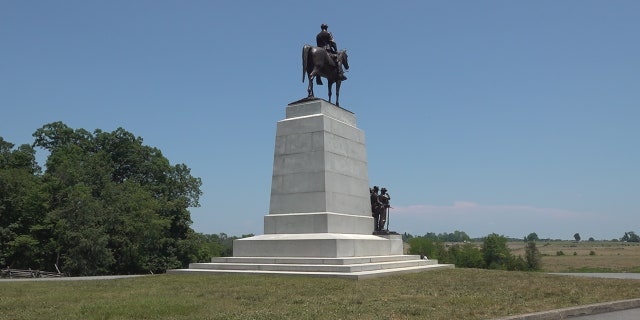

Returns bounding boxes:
[233,99,397,258]
[168,99,453,278]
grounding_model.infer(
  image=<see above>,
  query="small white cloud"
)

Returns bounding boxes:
[454,201,479,208]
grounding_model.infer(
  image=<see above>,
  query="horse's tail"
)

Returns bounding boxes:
[302,45,309,83]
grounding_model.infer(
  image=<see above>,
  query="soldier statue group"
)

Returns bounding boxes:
[370,186,391,233]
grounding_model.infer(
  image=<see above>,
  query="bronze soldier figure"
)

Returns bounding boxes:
[316,23,337,53]
[315,24,347,84]
[370,186,381,231]
[378,188,391,232]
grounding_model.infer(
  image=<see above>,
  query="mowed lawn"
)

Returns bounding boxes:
[1,268,640,320]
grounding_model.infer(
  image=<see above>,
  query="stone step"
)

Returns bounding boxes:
[210,254,426,265]
[168,264,454,280]
[167,254,454,279]
[190,258,439,273]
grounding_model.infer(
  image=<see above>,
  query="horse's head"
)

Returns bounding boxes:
[339,49,349,70]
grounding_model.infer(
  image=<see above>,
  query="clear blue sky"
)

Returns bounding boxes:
[2,1,639,240]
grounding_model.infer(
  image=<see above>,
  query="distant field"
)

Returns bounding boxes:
[405,240,640,273]
[509,241,640,273]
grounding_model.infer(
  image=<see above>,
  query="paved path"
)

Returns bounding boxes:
[571,308,640,320]
[494,299,640,320]
[550,273,640,280]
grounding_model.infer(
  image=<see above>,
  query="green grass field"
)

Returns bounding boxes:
[2,241,639,319]
[1,268,640,320]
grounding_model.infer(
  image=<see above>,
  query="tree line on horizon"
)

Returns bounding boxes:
[403,230,640,244]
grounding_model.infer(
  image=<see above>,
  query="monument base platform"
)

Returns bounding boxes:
[168,234,454,279]
[232,233,403,258]
[168,255,454,280]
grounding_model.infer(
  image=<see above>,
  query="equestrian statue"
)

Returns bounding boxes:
[302,24,349,106]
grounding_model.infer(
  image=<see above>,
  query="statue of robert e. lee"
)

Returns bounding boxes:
[315,24,347,83]
[370,186,392,234]
[302,24,349,106]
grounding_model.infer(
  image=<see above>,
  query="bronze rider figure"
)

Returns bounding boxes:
[315,24,347,85]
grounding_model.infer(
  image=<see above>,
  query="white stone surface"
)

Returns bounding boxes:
[285,100,356,126]
[210,255,422,265]
[233,233,402,258]
[269,100,370,218]
[264,212,373,234]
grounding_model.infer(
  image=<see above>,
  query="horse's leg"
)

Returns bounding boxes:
[328,81,333,104]
[307,73,314,97]
[335,81,341,107]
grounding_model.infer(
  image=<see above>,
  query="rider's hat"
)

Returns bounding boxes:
[321,24,328,30]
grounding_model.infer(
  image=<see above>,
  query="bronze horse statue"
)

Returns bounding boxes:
[302,45,349,106]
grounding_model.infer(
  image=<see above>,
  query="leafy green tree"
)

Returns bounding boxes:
[524,241,542,270]
[423,232,438,241]
[481,233,511,269]
[506,255,528,271]
[446,230,471,242]
[48,185,114,275]
[447,243,484,268]
[408,237,437,258]
[525,232,539,242]
[574,233,581,242]
[185,232,226,262]
[0,138,48,269]
[29,122,202,275]
[621,231,640,242]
